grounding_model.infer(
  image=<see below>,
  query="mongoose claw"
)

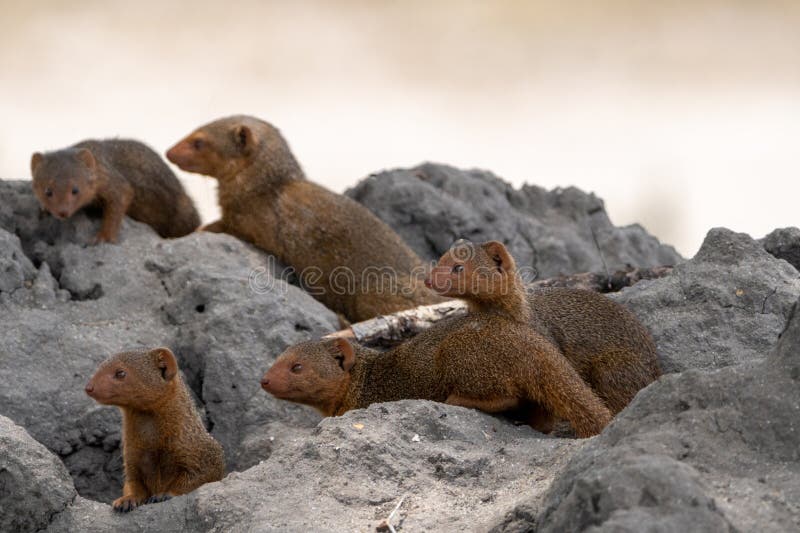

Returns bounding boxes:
[144,493,172,504]
[112,496,139,513]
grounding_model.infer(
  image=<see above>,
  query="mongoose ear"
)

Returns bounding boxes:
[76,149,96,170]
[331,338,356,373]
[234,125,254,156]
[152,347,178,381]
[481,241,515,272]
[30,152,44,174]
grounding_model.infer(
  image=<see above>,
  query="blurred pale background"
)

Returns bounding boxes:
[2,0,799,257]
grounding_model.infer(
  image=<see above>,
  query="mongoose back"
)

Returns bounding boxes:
[263,254,614,438]
[31,139,200,243]
[85,347,224,512]
[427,239,661,414]
[165,115,442,322]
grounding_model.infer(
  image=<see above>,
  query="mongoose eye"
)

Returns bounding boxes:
[452,264,464,274]
[114,369,126,379]
[71,186,79,195]
[45,188,53,197]
[291,363,303,373]
[192,139,204,150]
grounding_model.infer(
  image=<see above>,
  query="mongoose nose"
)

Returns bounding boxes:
[58,210,69,218]
[84,383,94,395]
[424,278,432,289]
[166,147,181,164]
[260,377,270,389]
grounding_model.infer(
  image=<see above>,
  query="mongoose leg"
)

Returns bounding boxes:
[525,403,556,434]
[523,341,612,438]
[166,469,208,496]
[445,394,521,413]
[112,477,148,513]
[94,188,133,244]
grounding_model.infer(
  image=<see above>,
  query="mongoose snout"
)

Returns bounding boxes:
[165,141,204,173]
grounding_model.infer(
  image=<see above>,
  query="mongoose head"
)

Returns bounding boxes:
[426,239,518,301]
[261,339,355,415]
[166,115,294,181]
[85,348,179,410]
[30,149,101,219]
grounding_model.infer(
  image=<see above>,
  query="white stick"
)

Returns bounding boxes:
[386,494,407,533]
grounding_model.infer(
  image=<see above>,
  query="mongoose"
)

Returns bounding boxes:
[426,239,661,415]
[262,325,613,438]
[165,115,442,322]
[31,139,200,243]
[84,348,224,512]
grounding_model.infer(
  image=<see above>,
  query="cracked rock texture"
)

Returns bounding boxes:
[346,163,683,278]
[1,167,799,532]
[0,415,77,532]
[762,226,800,272]
[611,227,800,373]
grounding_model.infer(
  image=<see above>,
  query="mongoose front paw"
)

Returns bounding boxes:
[144,493,173,504]
[91,231,118,245]
[112,496,140,513]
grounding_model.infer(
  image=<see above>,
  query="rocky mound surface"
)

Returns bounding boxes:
[0,415,76,532]
[1,165,799,532]
[762,226,800,272]
[346,163,683,278]
[496,297,800,533]
[611,227,800,373]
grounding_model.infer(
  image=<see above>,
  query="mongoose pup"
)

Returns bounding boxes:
[426,239,661,415]
[85,348,224,512]
[165,115,442,322]
[31,139,200,243]
[262,324,613,437]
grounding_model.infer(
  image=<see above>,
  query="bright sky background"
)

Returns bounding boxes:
[2,0,799,257]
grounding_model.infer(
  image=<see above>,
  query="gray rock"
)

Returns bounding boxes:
[611,227,800,373]
[0,415,76,533]
[0,180,338,504]
[47,401,583,532]
[491,298,800,533]
[762,226,800,272]
[0,231,36,293]
[346,163,682,278]
[5,173,800,531]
